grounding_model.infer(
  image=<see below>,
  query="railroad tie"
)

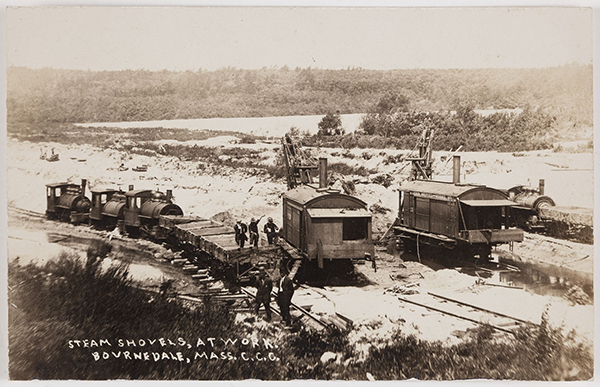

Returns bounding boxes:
[171,258,188,266]
[182,265,199,272]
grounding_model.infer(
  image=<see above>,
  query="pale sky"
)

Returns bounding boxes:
[4,6,595,71]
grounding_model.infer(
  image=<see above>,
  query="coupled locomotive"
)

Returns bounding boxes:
[49,180,183,239]
[504,180,593,243]
[45,179,92,224]
[505,180,555,231]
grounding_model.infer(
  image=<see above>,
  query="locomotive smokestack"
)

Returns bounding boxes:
[129,185,134,191]
[538,179,545,195]
[453,155,461,184]
[81,179,87,198]
[319,158,328,189]
[166,189,173,201]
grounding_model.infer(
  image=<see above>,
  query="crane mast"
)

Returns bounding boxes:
[281,134,318,190]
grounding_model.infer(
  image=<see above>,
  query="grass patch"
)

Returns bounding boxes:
[8,248,593,380]
[328,162,375,177]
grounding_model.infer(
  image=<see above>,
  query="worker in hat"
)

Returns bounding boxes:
[263,217,279,245]
[234,220,248,248]
[254,267,273,321]
[248,215,264,248]
[277,265,296,326]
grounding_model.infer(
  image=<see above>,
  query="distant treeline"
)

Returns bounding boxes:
[7,65,592,130]
[303,105,557,152]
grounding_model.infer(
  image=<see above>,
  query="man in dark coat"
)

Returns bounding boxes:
[234,220,248,248]
[248,215,264,248]
[254,268,273,321]
[263,217,279,245]
[277,268,295,326]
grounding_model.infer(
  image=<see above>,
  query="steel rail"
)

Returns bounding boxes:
[427,291,536,326]
[397,296,518,335]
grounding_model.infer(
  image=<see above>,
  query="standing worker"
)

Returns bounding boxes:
[254,268,273,321]
[248,215,264,248]
[277,267,295,326]
[264,217,279,245]
[234,220,248,248]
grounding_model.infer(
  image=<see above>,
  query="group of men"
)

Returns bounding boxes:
[254,266,295,326]
[234,216,279,248]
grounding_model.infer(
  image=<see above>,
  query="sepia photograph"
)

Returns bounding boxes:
[3,4,595,382]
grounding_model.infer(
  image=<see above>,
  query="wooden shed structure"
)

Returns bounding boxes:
[282,185,374,264]
[398,180,523,247]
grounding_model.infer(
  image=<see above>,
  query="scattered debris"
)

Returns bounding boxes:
[369,203,391,214]
[132,165,148,172]
[565,285,592,305]
[384,283,419,295]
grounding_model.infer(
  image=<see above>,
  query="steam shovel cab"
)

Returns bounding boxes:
[45,180,91,224]
[282,185,375,267]
[396,180,524,260]
[122,189,183,238]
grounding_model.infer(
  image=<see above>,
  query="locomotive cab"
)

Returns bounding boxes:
[122,189,183,237]
[45,180,91,223]
[90,188,126,228]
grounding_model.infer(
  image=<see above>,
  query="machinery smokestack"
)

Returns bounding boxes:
[453,155,461,184]
[129,185,134,191]
[319,158,328,189]
[81,179,87,198]
[167,189,173,201]
[538,179,545,195]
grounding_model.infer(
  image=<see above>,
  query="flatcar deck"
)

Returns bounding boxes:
[160,215,286,269]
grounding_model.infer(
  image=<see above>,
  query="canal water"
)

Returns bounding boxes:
[75,113,365,137]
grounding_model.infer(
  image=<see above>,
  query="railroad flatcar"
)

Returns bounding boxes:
[394,156,524,260]
[281,159,374,267]
[45,179,91,224]
[122,188,184,238]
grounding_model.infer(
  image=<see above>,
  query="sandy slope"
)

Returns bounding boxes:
[6,136,594,347]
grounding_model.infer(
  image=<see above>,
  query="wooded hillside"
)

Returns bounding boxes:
[7,65,592,133]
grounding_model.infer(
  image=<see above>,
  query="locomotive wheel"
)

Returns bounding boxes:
[59,210,70,223]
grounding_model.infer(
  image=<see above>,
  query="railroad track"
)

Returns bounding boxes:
[7,205,46,219]
[162,247,331,331]
[8,204,339,331]
[398,291,538,335]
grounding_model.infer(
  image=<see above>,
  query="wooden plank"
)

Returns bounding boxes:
[393,225,456,243]
[280,240,304,259]
[181,226,225,237]
[159,215,207,228]
[176,220,218,230]
[205,232,237,241]
[289,260,302,280]
[186,226,234,237]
